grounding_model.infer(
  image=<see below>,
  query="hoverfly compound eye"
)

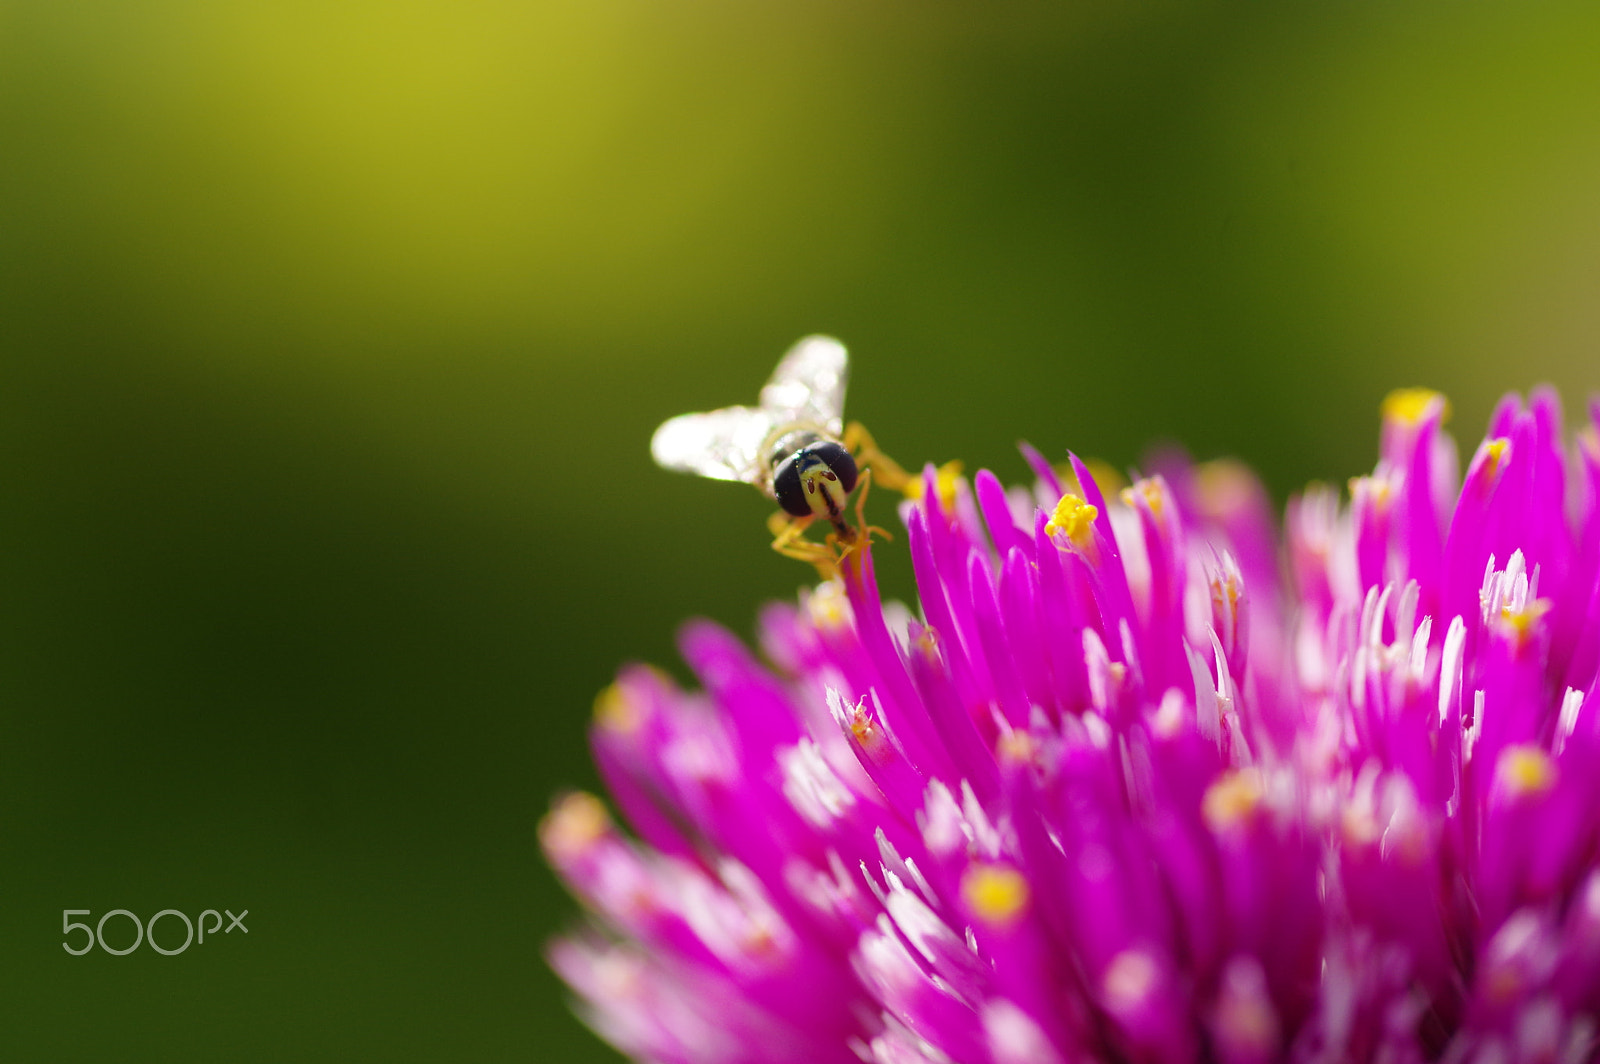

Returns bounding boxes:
[773,452,812,516]
[774,442,860,519]
[810,442,858,493]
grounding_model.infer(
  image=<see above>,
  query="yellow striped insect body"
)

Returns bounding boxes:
[650,336,906,571]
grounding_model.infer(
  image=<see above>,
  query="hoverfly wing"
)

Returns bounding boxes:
[758,335,849,436]
[650,404,778,486]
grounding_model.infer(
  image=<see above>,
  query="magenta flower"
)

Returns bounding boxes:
[542,388,1600,1064]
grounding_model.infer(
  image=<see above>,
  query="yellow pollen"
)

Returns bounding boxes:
[961,862,1030,925]
[1498,598,1550,647]
[593,683,642,734]
[1495,745,1556,801]
[1350,475,1393,509]
[539,791,611,859]
[1045,493,1099,545]
[996,729,1039,767]
[847,700,878,746]
[1381,388,1450,426]
[1203,770,1263,833]
[910,627,945,670]
[904,460,965,514]
[1210,572,1242,613]
[1480,437,1511,481]
[806,580,852,630]
[1120,479,1167,520]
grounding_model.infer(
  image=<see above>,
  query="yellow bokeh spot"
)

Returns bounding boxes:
[1495,744,1556,801]
[1195,459,1255,518]
[1382,388,1450,426]
[593,682,642,733]
[1340,804,1381,849]
[1203,770,1263,833]
[1120,478,1167,521]
[1210,571,1242,613]
[1349,475,1393,510]
[539,791,611,859]
[996,729,1039,767]
[1480,437,1512,481]
[1079,458,1126,497]
[904,460,965,514]
[1580,425,1600,463]
[961,862,1030,925]
[806,579,852,630]
[1498,598,1551,648]
[1045,493,1098,545]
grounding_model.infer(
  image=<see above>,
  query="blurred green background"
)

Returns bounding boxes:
[4,1,1600,1060]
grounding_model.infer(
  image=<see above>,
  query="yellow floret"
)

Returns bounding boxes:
[593,682,641,734]
[1203,770,1263,833]
[996,728,1039,767]
[805,579,852,630]
[1045,493,1099,546]
[1498,598,1550,649]
[1480,437,1511,481]
[1382,387,1450,426]
[539,791,611,859]
[903,459,965,514]
[1119,478,1169,521]
[1495,745,1556,801]
[961,862,1030,925]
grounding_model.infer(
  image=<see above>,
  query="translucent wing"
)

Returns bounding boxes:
[758,335,849,435]
[650,404,778,485]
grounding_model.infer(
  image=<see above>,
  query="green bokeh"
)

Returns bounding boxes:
[3,2,1599,1060]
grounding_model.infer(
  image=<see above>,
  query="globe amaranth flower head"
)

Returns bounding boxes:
[542,387,1600,1064]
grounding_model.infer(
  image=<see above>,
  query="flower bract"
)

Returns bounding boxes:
[544,388,1600,1064]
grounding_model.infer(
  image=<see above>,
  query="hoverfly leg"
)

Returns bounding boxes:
[769,512,841,580]
[824,469,894,574]
[843,421,913,494]
[850,467,894,548]
[766,509,804,539]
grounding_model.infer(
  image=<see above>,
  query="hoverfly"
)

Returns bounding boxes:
[650,336,910,574]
